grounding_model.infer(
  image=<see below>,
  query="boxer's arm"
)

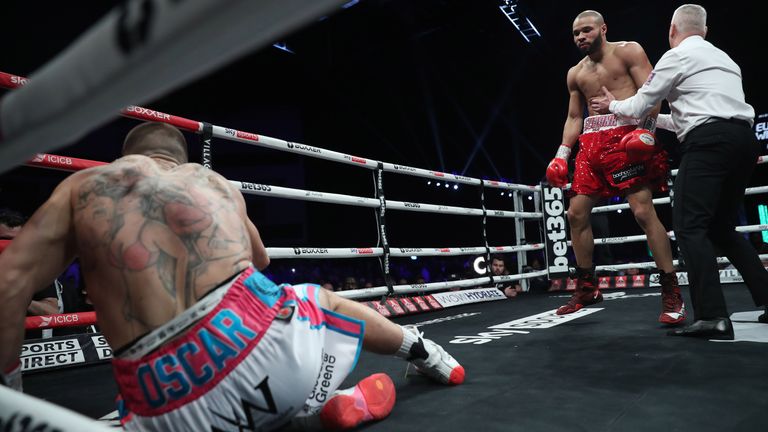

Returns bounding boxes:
[610,49,683,120]
[561,67,585,150]
[229,181,269,270]
[246,219,269,271]
[0,178,77,371]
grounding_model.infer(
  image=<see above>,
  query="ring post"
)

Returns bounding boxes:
[541,182,570,280]
[375,162,395,301]
[201,122,213,169]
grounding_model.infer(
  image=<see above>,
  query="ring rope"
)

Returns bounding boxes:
[8,67,768,299]
[0,70,539,193]
[15,151,768,283]
[1,237,544,261]
[24,312,97,330]
[596,254,768,273]
[338,270,549,300]
[20,152,543,218]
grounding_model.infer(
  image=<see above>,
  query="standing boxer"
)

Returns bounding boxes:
[545,10,685,324]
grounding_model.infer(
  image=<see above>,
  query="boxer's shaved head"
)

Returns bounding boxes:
[123,122,189,164]
[575,10,604,26]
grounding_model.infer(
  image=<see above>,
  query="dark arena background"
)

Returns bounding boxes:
[1,1,768,431]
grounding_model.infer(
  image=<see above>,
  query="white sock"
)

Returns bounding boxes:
[395,325,420,359]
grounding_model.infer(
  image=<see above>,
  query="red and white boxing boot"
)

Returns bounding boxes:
[556,267,603,315]
[319,373,396,430]
[658,270,686,325]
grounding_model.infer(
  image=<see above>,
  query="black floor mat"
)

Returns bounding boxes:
[23,285,768,431]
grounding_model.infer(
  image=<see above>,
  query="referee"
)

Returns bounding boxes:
[591,4,768,339]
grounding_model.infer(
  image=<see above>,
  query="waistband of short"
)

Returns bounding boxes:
[114,267,252,360]
[583,114,639,133]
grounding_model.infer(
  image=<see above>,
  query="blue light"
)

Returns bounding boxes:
[499,1,541,43]
[759,204,768,243]
[272,42,294,54]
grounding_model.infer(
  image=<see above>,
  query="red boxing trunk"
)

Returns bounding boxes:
[571,115,669,197]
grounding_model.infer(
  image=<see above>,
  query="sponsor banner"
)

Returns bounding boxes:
[292,248,329,256]
[399,297,419,313]
[541,183,569,279]
[552,275,651,290]
[450,308,603,345]
[366,295,443,317]
[430,288,505,308]
[424,295,443,310]
[565,278,577,291]
[386,299,406,316]
[651,269,754,286]
[91,335,113,360]
[240,182,272,193]
[21,337,86,372]
[549,269,760,291]
[21,333,111,373]
[489,308,603,329]
[631,275,646,287]
[553,268,762,290]
[366,301,392,317]
[411,296,432,312]
[20,339,81,357]
[22,351,85,371]
[287,142,321,154]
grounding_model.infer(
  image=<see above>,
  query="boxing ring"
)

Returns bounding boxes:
[3,69,768,431]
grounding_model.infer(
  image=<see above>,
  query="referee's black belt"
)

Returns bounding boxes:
[705,117,752,129]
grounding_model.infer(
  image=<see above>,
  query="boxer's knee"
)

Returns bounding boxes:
[567,205,590,231]
[631,204,655,229]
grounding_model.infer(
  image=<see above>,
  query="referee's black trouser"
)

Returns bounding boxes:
[673,119,768,320]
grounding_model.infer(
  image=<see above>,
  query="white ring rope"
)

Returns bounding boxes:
[2,67,543,299]
[7,61,768,298]
[266,244,546,259]
[595,254,768,273]
[212,125,539,193]
[589,183,768,215]
[337,270,549,300]
[232,181,542,218]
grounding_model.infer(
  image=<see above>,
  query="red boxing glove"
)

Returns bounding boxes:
[546,145,571,187]
[620,129,656,163]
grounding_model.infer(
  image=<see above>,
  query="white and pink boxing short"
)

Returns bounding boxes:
[112,267,364,431]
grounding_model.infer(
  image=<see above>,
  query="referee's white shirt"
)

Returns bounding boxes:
[609,35,754,142]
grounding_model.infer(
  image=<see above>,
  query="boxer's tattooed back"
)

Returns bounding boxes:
[72,156,252,341]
